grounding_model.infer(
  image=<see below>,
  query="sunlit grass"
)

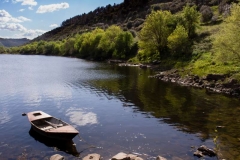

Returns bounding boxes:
[186,51,240,78]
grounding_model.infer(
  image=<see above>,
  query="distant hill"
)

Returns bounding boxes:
[0,38,30,47]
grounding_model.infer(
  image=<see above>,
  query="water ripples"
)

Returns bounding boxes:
[0,111,11,125]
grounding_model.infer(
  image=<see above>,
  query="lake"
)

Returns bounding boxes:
[0,54,239,160]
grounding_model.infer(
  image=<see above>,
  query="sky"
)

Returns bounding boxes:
[0,0,123,39]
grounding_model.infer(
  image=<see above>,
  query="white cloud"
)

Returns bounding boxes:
[0,10,45,39]
[17,29,46,39]
[12,0,37,6]
[36,2,69,13]
[19,9,25,12]
[0,10,21,23]
[22,0,37,6]
[0,23,27,32]
[28,6,33,10]
[0,10,31,23]
[18,16,31,22]
[49,24,58,28]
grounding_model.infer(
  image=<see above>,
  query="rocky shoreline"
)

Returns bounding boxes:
[148,69,240,98]
[50,144,217,160]
[116,61,240,98]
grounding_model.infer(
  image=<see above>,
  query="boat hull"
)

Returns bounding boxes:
[31,125,78,140]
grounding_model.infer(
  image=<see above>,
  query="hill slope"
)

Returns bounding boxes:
[0,38,30,47]
[33,0,219,42]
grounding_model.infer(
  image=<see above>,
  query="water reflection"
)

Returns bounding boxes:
[84,66,240,159]
[0,110,11,125]
[66,108,98,126]
[29,128,80,157]
[1,55,240,159]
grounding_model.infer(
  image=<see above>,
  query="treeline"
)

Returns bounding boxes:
[2,5,200,62]
[2,26,137,61]
[2,3,240,66]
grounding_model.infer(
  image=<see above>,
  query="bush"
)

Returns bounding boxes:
[213,3,240,62]
[167,25,189,56]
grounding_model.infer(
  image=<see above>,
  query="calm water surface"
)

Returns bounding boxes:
[0,54,240,159]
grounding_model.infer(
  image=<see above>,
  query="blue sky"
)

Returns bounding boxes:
[0,0,123,39]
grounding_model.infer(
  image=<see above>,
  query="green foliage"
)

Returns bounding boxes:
[43,42,55,55]
[167,25,189,56]
[74,28,105,59]
[113,31,134,59]
[137,6,200,62]
[213,3,240,62]
[181,4,201,38]
[0,46,6,53]
[98,25,122,58]
[138,10,174,62]
[36,41,46,54]
[9,25,135,61]
[62,37,77,56]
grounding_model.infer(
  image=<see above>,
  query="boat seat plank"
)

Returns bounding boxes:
[42,126,53,131]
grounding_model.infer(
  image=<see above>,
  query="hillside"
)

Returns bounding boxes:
[32,0,223,42]
[0,38,30,47]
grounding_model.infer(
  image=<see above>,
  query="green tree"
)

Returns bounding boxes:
[98,25,122,59]
[88,28,104,59]
[74,33,85,57]
[113,31,134,59]
[0,46,6,53]
[62,38,76,56]
[36,41,46,54]
[138,10,174,62]
[167,25,189,56]
[181,4,200,38]
[43,42,55,55]
[52,41,62,55]
[213,3,240,62]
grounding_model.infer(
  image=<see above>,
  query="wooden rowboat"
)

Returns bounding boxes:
[23,111,79,140]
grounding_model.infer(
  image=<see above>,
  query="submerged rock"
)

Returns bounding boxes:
[197,145,216,157]
[193,145,216,158]
[193,150,204,158]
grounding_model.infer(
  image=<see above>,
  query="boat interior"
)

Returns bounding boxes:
[32,117,68,131]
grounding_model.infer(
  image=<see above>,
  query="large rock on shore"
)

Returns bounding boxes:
[156,156,167,160]
[83,153,101,160]
[111,152,129,160]
[50,154,64,160]
[111,152,144,160]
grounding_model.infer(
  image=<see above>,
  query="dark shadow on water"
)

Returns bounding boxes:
[29,127,80,157]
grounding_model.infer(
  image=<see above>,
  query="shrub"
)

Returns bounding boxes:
[167,25,189,56]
